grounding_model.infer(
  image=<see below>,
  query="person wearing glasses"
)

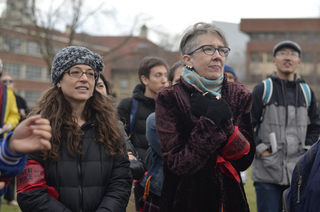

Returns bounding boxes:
[16,46,132,212]
[251,41,320,212]
[155,22,255,212]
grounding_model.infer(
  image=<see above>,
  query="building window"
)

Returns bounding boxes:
[3,63,22,78]
[25,66,43,80]
[24,90,43,106]
[251,52,263,62]
[2,36,23,53]
[301,52,313,63]
[119,78,129,89]
[45,69,51,82]
[26,41,42,56]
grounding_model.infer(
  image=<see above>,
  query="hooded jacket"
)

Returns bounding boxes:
[251,72,320,185]
[117,84,155,160]
[155,76,255,212]
[17,119,132,212]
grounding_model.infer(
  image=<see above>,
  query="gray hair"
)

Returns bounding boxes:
[179,22,228,56]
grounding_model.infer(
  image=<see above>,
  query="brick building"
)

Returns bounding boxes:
[240,18,320,95]
[0,24,179,107]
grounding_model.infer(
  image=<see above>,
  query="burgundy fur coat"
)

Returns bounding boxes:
[155,75,255,212]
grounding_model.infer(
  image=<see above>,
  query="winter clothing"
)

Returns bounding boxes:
[119,121,146,180]
[51,46,104,86]
[181,67,223,97]
[0,84,20,139]
[224,64,236,78]
[117,84,155,160]
[273,40,301,57]
[251,72,320,186]
[0,132,26,196]
[16,119,132,212]
[141,113,164,197]
[155,75,255,212]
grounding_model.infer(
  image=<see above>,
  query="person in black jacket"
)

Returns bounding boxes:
[117,56,168,211]
[96,74,146,180]
[16,46,132,212]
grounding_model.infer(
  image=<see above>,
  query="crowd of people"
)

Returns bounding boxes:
[0,21,319,212]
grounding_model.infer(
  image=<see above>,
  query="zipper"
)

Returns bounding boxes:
[78,155,83,212]
[297,161,301,204]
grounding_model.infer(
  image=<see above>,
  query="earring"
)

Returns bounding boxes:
[56,84,60,88]
[186,65,193,69]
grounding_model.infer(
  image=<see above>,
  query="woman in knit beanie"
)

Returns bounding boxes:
[16,46,132,212]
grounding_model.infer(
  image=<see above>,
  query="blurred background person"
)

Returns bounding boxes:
[140,61,184,211]
[0,58,21,208]
[96,74,146,181]
[167,60,184,86]
[117,57,168,212]
[2,74,29,120]
[224,64,237,82]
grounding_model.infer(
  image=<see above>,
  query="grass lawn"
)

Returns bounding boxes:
[0,196,21,212]
[244,166,257,212]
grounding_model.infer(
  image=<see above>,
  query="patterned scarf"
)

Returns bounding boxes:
[181,67,223,97]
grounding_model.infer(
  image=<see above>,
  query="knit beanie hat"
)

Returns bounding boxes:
[51,46,104,86]
[224,64,236,77]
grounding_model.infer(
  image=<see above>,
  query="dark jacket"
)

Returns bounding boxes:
[251,72,320,185]
[117,84,155,160]
[119,121,146,180]
[141,113,164,197]
[17,119,132,212]
[155,76,255,212]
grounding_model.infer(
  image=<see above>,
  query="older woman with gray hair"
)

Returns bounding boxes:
[155,22,255,212]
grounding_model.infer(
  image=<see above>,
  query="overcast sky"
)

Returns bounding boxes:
[1,0,320,47]
[85,0,320,46]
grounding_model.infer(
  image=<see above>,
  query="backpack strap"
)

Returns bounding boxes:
[258,78,273,124]
[299,82,311,108]
[129,98,139,133]
[262,78,273,105]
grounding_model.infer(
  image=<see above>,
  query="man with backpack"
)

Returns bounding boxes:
[117,56,168,212]
[250,40,320,212]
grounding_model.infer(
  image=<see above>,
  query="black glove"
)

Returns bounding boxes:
[190,92,216,118]
[205,99,233,126]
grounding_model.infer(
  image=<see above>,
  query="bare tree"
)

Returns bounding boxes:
[0,0,145,74]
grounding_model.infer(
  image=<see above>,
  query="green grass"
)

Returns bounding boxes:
[1,167,257,212]
[0,196,21,212]
[243,166,257,212]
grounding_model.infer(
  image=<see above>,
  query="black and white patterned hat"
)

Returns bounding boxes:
[51,46,104,86]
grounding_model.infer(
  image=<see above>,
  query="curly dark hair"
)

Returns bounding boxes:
[29,86,122,162]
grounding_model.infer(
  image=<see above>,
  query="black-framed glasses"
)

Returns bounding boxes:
[66,69,97,80]
[2,79,13,84]
[187,45,231,57]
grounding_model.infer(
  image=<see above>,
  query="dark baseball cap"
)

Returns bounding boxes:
[273,40,301,57]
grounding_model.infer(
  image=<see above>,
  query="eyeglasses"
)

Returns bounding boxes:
[276,51,299,58]
[66,69,97,80]
[187,45,231,57]
[2,79,13,84]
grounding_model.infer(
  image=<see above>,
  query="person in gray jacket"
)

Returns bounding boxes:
[251,40,320,212]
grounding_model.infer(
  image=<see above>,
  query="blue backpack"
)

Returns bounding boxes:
[282,140,320,212]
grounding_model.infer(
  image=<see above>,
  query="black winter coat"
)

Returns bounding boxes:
[117,84,155,161]
[17,119,132,212]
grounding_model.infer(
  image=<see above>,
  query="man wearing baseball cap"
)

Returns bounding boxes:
[250,40,320,212]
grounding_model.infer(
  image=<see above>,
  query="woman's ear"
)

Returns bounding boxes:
[183,55,193,69]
